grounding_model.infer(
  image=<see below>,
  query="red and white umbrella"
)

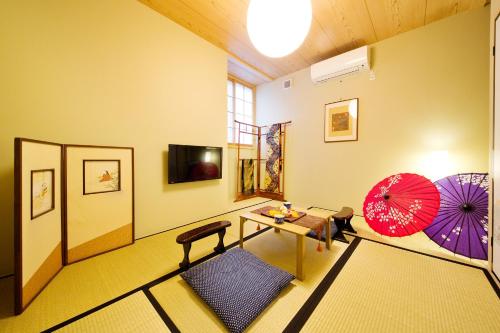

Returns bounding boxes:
[363,173,440,237]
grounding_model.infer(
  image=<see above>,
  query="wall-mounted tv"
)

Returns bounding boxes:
[168,144,222,184]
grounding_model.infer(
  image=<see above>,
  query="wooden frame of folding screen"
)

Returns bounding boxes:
[14,138,64,314]
[64,145,134,264]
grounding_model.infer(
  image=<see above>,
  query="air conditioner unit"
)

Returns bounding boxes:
[311,46,370,84]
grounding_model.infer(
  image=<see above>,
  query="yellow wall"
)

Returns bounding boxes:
[0,0,233,276]
[256,7,489,215]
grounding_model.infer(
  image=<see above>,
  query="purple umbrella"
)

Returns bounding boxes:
[424,173,489,260]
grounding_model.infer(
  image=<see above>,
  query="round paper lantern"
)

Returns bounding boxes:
[247,0,312,58]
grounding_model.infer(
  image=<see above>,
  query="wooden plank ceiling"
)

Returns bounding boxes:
[139,0,488,85]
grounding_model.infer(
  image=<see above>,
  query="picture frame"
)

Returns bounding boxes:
[31,169,55,220]
[324,98,359,142]
[83,159,121,195]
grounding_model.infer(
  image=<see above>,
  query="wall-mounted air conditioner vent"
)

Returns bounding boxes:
[310,46,370,84]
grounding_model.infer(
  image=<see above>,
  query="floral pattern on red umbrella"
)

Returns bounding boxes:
[363,173,440,237]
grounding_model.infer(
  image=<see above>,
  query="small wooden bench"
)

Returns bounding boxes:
[176,220,231,269]
[332,207,356,233]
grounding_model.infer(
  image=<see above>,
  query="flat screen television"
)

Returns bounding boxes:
[168,144,223,184]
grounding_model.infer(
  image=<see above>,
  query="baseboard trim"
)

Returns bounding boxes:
[135,198,272,241]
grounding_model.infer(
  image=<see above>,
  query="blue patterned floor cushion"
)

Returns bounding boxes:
[180,247,294,333]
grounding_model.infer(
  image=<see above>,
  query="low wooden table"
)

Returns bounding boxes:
[239,210,331,280]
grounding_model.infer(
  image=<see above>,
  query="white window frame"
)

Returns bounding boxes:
[227,76,255,146]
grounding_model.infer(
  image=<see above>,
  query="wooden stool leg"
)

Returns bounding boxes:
[333,218,349,244]
[344,216,357,233]
[180,242,192,269]
[214,229,226,254]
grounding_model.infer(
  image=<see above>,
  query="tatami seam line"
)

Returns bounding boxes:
[310,205,499,296]
[356,236,500,298]
[309,205,364,218]
[142,289,181,333]
[36,204,500,331]
[41,226,273,332]
[0,200,274,281]
[283,237,362,333]
[135,199,273,241]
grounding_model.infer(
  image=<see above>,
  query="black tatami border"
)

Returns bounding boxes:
[309,205,365,218]
[40,202,500,332]
[42,225,273,332]
[135,199,272,241]
[283,237,362,333]
[143,289,181,333]
[0,200,273,282]
[310,205,500,296]
[352,236,500,298]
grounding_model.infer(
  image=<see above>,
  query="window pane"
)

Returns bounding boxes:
[227,96,233,112]
[235,99,244,115]
[244,87,253,102]
[243,133,252,144]
[244,102,252,117]
[227,79,255,145]
[235,113,244,122]
[235,83,244,100]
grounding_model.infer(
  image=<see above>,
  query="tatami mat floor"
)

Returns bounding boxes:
[302,240,500,332]
[0,199,498,332]
[0,198,275,332]
[150,229,351,332]
[57,292,170,333]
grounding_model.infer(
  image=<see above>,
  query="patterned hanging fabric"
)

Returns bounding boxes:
[263,124,281,193]
[241,159,255,195]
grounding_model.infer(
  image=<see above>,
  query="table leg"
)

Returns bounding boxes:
[296,235,305,280]
[274,227,280,233]
[239,216,245,248]
[325,216,332,250]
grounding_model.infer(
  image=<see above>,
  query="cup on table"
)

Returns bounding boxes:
[284,202,292,210]
[274,214,285,224]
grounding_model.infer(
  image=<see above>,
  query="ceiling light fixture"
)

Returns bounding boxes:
[247,0,312,58]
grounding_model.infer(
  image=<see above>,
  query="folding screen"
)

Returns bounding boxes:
[64,145,134,264]
[14,138,63,314]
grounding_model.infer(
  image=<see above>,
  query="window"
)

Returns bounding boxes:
[227,78,254,145]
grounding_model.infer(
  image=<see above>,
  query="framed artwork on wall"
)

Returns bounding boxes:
[324,98,359,142]
[31,169,55,219]
[83,160,121,195]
